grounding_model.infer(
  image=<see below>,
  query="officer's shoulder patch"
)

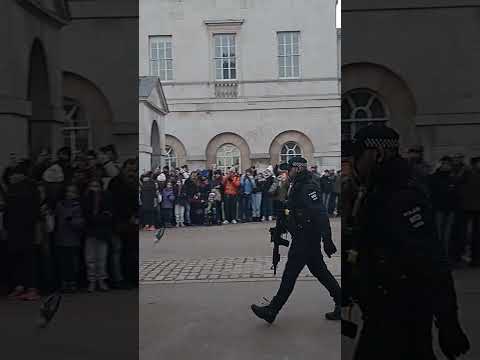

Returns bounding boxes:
[307,190,320,202]
[402,206,425,229]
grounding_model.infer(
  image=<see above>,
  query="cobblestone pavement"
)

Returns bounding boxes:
[140,254,340,283]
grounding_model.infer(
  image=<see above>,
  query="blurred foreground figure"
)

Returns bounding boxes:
[346,125,469,360]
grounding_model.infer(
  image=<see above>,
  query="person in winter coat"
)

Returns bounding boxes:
[260,169,275,221]
[211,170,224,223]
[140,173,158,231]
[428,156,458,258]
[55,184,85,292]
[240,169,256,222]
[223,169,241,224]
[4,161,41,301]
[183,172,199,226]
[161,182,176,227]
[173,179,188,227]
[82,179,113,293]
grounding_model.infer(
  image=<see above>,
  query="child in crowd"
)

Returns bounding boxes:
[161,181,175,227]
[174,179,187,227]
[82,179,112,293]
[55,184,84,293]
[206,192,218,226]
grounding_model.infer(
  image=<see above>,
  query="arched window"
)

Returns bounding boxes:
[216,144,241,173]
[62,97,91,155]
[165,145,177,170]
[280,141,302,163]
[341,89,388,141]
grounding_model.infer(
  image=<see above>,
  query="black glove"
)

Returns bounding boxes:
[438,317,470,359]
[323,240,337,258]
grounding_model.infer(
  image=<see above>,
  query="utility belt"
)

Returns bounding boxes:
[366,250,413,298]
[286,208,313,230]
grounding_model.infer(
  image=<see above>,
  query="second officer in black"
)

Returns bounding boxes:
[251,156,341,323]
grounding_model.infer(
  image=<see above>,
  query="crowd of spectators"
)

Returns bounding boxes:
[0,145,138,300]
[139,164,341,230]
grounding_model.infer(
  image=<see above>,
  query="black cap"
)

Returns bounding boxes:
[352,125,400,157]
[279,156,307,171]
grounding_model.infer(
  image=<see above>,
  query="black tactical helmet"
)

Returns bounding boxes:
[352,124,400,157]
[279,156,307,171]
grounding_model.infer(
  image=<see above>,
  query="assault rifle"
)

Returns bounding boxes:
[269,226,290,275]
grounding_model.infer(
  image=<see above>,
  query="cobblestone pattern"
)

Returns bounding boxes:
[140,255,340,284]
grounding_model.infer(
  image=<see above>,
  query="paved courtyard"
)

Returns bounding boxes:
[139,219,342,360]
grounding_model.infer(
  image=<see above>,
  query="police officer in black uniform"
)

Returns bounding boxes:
[251,156,341,323]
[347,125,470,360]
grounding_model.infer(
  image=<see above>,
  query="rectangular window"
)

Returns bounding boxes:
[277,31,300,79]
[214,34,236,80]
[149,36,173,81]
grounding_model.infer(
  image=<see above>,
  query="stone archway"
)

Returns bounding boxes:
[206,132,251,172]
[28,39,54,156]
[165,134,187,167]
[342,62,417,154]
[269,130,314,165]
[151,120,161,169]
[62,71,113,152]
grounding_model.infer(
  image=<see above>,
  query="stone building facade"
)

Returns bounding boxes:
[0,0,138,169]
[139,0,340,172]
[342,1,480,163]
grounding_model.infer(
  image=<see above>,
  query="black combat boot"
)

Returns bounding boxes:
[325,305,341,321]
[251,304,278,324]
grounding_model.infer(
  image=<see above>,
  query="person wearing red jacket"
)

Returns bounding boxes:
[223,169,240,224]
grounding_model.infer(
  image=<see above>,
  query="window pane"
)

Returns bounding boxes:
[293,56,299,76]
[278,43,285,56]
[229,60,236,69]
[223,68,229,79]
[230,68,236,79]
[159,42,165,52]
[286,56,292,67]
[216,68,222,80]
[215,59,222,70]
[279,57,286,67]
[292,41,299,54]
[230,45,235,57]
[222,59,229,69]
[215,46,221,58]
[151,61,158,75]
[279,66,285,78]
[285,45,291,56]
[159,59,166,70]
[286,66,292,78]
[292,32,299,44]
[166,47,172,59]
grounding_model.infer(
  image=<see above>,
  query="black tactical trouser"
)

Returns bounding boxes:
[270,234,341,312]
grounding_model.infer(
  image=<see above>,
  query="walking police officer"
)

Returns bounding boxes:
[347,125,470,360]
[251,156,341,323]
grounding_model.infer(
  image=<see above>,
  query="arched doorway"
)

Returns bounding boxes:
[342,63,417,152]
[206,133,251,172]
[165,134,187,168]
[62,72,113,154]
[269,130,314,165]
[280,141,303,163]
[151,120,161,169]
[216,144,241,173]
[341,88,389,141]
[28,39,53,156]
